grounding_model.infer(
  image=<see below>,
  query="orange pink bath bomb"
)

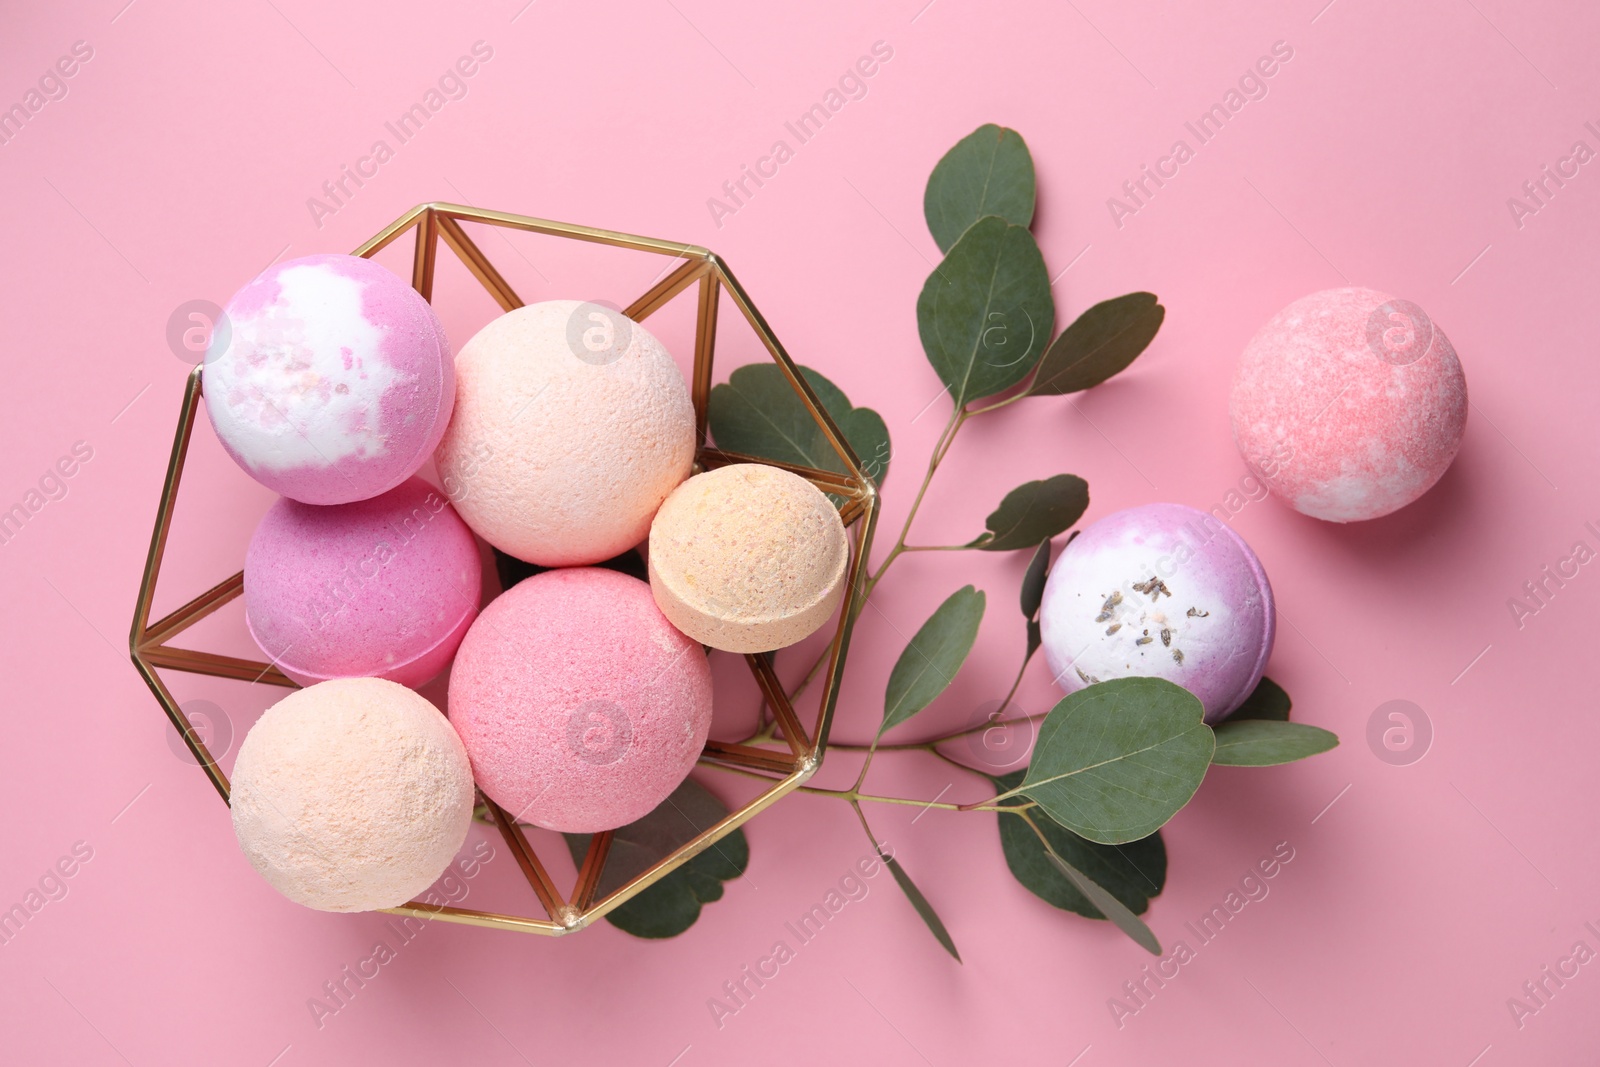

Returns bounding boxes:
[230,677,475,913]
[1230,287,1468,522]
[648,463,848,653]
[447,567,713,833]
[434,300,695,566]
[243,476,481,688]
[203,254,454,505]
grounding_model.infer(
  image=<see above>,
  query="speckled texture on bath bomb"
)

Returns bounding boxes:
[1230,287,1467,522]
[243,477,481,688]
[1039,503,1274,723]
[447,567,713,832]
[204,254,454,505]
[230,677,474,913]
[434,300,695,566]
[648,463,848,653]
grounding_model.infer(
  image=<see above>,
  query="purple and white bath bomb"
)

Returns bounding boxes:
[230,677,475,913]
[244,476,481,688]
[1039,503,1274,723]
[1230,287,1468,522]
[447,567,713,833]
[434,300,695,567]
[204,254,454,505]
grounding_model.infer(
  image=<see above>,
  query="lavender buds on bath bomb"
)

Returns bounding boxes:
[1038,503,1275,723]
[203,254,454,505]
[230,677,475,913]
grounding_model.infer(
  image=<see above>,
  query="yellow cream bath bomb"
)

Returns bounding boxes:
[648,463,848,653]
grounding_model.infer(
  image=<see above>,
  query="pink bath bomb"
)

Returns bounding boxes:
[244,476,481,688]
[447,567,713,832]
[434,300,695,567]
[1039,503,1274,723]
[1230,287,1468,522]
[230,677,475,913]
[204,254,454,505]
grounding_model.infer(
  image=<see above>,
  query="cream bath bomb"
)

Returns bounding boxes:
[204,254,454,505]
[1039,503,1274,723]
[243,477,481,688]
[434,301,695,566]
[649,463,848,653]
[1230,287,1467,522]
[230,677,474,913]
[447,567,713,833]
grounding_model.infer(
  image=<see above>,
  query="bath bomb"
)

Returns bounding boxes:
[230,677,474,913]
[1230,287,1467,522]
[649,463,848,653]
[1039,503,1274,723]
[204,254,454,505]
[434,300,695,566]
[447,567,713,833]
[243,476,481,688]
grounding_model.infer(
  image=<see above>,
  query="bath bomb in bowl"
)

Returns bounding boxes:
[1039,503,1274,723]
[243,476,481,688]
[1229,287,1467,522]
[230,677,475,913]
[434,300,695,566]
[447,567,713,833]
[204,254,454,505]
[649,463,848,653]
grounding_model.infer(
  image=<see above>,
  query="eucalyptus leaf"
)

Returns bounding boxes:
[882,850,961,961]
[917,216,1054,408]
[1225,676,1291,722]
[970,475,1088,551]
[563,778,747,939]
[1020,538,1053,620]
[708,363,891,486]
[1030,292,1165,396]
[1211,720,1339,766]
[881,586,986,735]
[924,124,1036,254]
[1020,677,1214,844]
[1039,832,1163,955]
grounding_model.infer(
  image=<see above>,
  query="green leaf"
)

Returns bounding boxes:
[1029,292,1165,396]
[923,124,1037,254]
[1038,832,1163,955]
[1225,676,1291,722]
[917,216,1054,408]
[995,773,1166,922]
[881,586,986,735]
[1020,677,1214,844]
[708,363,891,486]
[970,475,1089,551]
[881,849,961,961]
[1211,720,1339,766]
[1019,538,1053,621]
[563,778,748,938]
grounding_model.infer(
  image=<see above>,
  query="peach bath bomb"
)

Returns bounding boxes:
[434,300,695,566]
[203,254,454,505]
[1039,503,1274,723]
[243,477,481,688]
[1230,287,1467,522]
[447,567,713,833]
[230,677,475,913]
[649,463,848,653]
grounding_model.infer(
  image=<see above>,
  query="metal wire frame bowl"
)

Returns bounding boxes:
[129,202,880,935]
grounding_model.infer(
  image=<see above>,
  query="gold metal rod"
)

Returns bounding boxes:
[140,570,246,650]
[130,365,203,643]
[691,273,720,447]
[570,830,615,911]
[435,214,523,312]
[696,448,862,493]
[483,796,568,921]
[131,650,231,799]
[426,202,709,260]
[747,653,810,756]
[622,258,710,323]
[351,205,427,258]
[699,740,801,775]
[807,491,880,758]
[140,646,295,687]
[377,901,567,935]
[410,208,438,300]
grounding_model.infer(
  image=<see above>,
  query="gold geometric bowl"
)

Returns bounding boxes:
[129,202,879,935]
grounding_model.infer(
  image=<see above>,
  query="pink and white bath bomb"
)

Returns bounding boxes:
[1039,503,1274,723]
[649,463,849,653]
[243,476,481,688]
[447,567,713,833]
[230,677,475,913]
[204,254,454,505]
[434,300,695,567]
[1230,287,1468,522]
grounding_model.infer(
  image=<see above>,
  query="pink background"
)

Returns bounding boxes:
[3,0,1598,1063]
